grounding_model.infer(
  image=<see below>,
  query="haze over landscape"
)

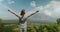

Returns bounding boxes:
[0,0,60,23]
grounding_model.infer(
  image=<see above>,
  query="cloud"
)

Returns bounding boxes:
[0,0,4,2]
[31,0,60,18]
[44,11,52,16]
[30,1,36,7]
[0,3,18,20]
[7,0,15,4]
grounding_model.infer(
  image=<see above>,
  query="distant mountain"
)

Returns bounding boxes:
[2,13,57,24]
[28,13,57,24]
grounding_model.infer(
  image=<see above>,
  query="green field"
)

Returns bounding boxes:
[0,23,60,32]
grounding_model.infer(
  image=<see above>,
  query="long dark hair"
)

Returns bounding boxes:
[20,9,25,16]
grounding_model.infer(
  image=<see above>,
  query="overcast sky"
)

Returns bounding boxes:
[0,0,60,20]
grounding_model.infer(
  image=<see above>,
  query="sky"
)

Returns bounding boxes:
[0,0,60,20]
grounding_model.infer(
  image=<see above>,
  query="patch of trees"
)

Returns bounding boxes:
[57,18,60,24]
